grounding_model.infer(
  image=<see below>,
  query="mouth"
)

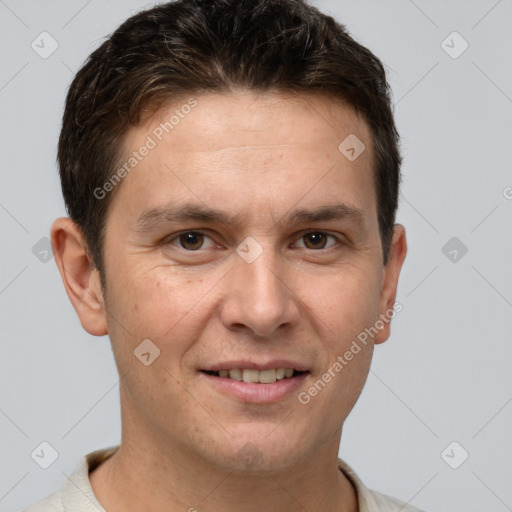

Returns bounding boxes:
[199,364,310,403]
[200,368,308,384]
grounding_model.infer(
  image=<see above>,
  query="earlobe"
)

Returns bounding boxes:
[51,217,108,336]
[374,224,407,345]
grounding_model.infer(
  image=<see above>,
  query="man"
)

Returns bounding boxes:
[27,0,418,510]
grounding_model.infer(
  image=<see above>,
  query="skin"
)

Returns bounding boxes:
[51,90,407,512]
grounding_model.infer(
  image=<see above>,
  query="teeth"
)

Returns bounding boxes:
[258,369,277,384]
[229,369,243,381]
[242,369,259,383]
[216,368,298,383]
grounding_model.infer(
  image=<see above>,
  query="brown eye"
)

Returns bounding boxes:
[293,232,338,250]
[303,232,328,249]
[178,232,205,250]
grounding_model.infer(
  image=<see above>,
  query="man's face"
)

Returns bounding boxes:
[98,91,402,471]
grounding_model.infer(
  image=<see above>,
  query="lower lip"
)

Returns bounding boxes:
[200,372,308,403]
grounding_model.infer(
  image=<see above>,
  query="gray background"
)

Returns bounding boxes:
[1,1,511,511]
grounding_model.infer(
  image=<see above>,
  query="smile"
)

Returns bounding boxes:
[202,368,306,384]
[199,366,309,403]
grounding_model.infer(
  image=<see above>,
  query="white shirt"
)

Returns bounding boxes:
[26,446,424,511]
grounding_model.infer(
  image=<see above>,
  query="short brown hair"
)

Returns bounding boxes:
[58,0,402,281]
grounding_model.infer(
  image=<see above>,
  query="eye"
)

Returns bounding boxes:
[293,232,338,250]
[168,231,216,251]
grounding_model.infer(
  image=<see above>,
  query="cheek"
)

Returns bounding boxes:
[314,270,381,415]
[104,263,216,370]
[108,264,194,329]
[303,268,382,349]
[330,344,373,419]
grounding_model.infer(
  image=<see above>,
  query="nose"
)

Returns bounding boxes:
[219,248,300,339]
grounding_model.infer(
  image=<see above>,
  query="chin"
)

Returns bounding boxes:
[200,426,311,473]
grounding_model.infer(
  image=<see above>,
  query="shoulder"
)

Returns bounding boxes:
[24,446,118,512]
[337,458,426,512]
[24,490,64,512]
[368,488,425,512]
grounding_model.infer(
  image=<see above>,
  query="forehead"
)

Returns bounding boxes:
[110,91,377,225]
[135,91,372,155]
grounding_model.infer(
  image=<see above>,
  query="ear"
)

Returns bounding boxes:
[374,224,407,345]
[51,217,108,336]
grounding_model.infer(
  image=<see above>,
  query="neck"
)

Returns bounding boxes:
[89,391,358,512]
[90,435,358,512]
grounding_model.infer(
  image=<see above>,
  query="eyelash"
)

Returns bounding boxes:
[165,230,341,252]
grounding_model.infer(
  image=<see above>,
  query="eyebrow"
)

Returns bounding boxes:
[135,202,366,231]
[285,204,365,226]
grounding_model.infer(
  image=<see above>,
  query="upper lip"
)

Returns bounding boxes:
[201,360,309,372]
